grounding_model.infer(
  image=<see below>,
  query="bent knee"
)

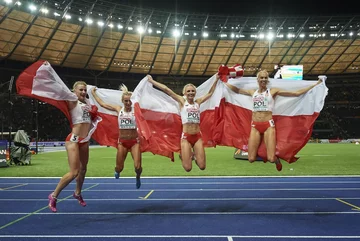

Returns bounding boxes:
[182,164,192,172]
[248,156,257,163]
[69,170,80,179]
[196,159,206,170]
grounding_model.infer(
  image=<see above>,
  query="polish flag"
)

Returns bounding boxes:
[216,76,328,163]
[86,80,181,159]
[15,61,77,123]
[16,61,101,142]
[130,75,222,160]
[86,85,122,148]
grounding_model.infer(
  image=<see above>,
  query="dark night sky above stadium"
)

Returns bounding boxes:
[118,0,358,16]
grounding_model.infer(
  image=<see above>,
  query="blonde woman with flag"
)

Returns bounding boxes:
[147,74,219,172]
[91,84,142,189]
[225,69,323,171]
[15,60,101,213]
[47,80,100,212]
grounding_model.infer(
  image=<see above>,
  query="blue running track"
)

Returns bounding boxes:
[0,176,360,241]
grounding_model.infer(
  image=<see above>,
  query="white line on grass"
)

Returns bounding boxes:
[313,155,336,156]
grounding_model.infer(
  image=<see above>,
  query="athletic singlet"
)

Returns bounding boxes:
[70,100,92,125]
[252,88,274,112]
[180,100,200,124]
[118,108,136,129]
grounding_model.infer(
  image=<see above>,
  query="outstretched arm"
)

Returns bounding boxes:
[273,78,323,97]
[196,75,220,105]
[91,88,121,113]
[147,75,184,105]
[225,82,254,96]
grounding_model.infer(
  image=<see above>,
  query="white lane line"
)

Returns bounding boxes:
[2,188,360,191]
[1,235,360,239]
[1,211,360,215]
[2,181,360,184]
[1,197,360,201]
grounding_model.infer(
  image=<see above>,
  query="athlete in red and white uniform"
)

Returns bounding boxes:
[92,84,142,189]
[147,74,219,172]
[48,80,99,212]
[226,70,322,171]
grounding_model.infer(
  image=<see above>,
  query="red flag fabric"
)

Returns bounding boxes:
[217,76,328,163]
[16,61,102,142]
[16,61,77,124]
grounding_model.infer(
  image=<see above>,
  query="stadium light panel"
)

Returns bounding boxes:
[29,4,36,11]
[173,29,180,37]
[137,26,144,34]
[40,8,49,14]
[85,18,93,24]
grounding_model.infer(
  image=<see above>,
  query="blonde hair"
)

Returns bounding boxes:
[182,83,196,95]
[72,81,87,91]
[256,70,269,79]
[119,84,132,101]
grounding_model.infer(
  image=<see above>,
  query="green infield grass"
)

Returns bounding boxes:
[1,143,359,177]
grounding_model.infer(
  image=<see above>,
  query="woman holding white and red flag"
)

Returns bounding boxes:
[16,61,101,212]
[147,74,219,172]
[224,69,324,171]
[48,80,98,212]
[91,84,142,188]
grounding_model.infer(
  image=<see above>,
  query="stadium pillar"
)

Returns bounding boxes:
[32,100,39,154]
[7,76,14,156]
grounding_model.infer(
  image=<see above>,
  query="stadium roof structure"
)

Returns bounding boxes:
[0,0,360,77]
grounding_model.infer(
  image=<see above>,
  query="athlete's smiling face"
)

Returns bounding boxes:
[184,85,196,101]
[74,84,87,102]
[122,94,132,109]
[257,72,269,89]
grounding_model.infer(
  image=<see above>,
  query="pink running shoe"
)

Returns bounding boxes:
[73,192,86,207]
[48,193,57,213]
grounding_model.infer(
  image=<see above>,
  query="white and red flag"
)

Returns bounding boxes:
[128,75,222,161]
[16,61,101,142]
[16,61,78,122]
[216,76,328,163]
[17,61,327,163]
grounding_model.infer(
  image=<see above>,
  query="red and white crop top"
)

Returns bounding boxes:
[70,100,92,125]
[118,108,136,129]
[180,100,200,124]
[252,88,274,112]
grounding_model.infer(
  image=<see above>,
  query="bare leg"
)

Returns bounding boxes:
[248,128,261,163]
[52,142,81,197]
[130,143,142,189]
[193,139,206,170]
[48,141,80,212]
[115,144,128,178]
[75,143,89,195]
[264,127,282,171]
[180,140,193,172]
